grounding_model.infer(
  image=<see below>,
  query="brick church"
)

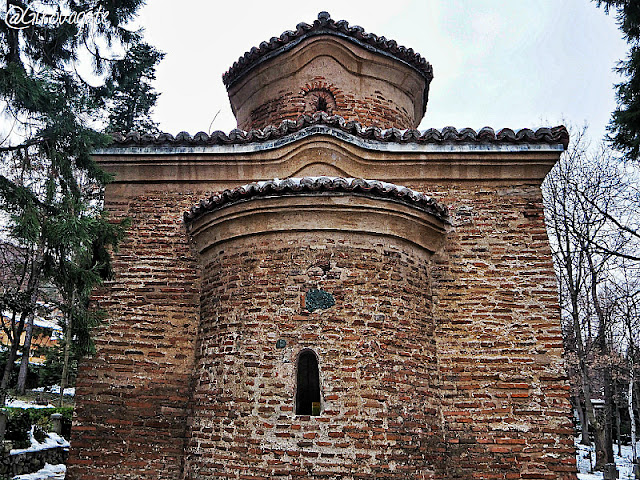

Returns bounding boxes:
[68,12,576,480]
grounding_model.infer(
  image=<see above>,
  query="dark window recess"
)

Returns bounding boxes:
[303,88,336,115]
[316,96,328,112]
[305,288,335,312]
[296,351,321,416]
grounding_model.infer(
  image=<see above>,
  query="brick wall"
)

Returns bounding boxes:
[421,183,575,479]
[67,191,204,480]
[183,231,442,479]
[241,76,414,131]
[69,180,576,480]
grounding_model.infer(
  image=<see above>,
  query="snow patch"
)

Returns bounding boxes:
[12,463,66,480]
[10,429,69,455]
[32,386,75,396]
[6,400,54,409]
[575,437,638,479]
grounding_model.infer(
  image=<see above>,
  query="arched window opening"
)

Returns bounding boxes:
[316,96,328,112]
[302,88,336,116]
[296,350,321,416]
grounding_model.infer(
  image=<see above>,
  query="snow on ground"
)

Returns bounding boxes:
[10,429,69,455]
[12,463,66,480]
[31,386,75,397]
[6,399,54,409]
[8,428,69,479]
[576,437,638,479]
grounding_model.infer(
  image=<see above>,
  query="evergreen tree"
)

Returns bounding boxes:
[0,0,161,401]
[596,0,640,160]
[107,41,164,133]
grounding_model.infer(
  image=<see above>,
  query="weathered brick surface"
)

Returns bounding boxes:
[69,180,576,480]
[419,183,575,479]
[67,191,205,480]
[183,232,442,479]
[69,12,575,477]
[242,76,414,131]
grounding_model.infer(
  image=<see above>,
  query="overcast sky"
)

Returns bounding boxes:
[137,1,627,146]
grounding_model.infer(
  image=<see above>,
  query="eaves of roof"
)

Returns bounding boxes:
[106,113,569,152]
[184,176,449,225]
[222,11,434,91]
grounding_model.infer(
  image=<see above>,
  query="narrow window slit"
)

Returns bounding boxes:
[296,350,321,416]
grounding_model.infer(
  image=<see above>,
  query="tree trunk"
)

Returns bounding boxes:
[0,307,29,406]
[615,390,622,456]
[593,424,609,471]
[576,394,591,445]
[572,300,608,470]
[0,343,19,407]
[16,311,35,393]
[16,240,45,394]
[630,369,637,464]
[565,260,606,468]
[586,249,615,466]
[58,290,75,408]
[601,358,616,466]
[577,336,608,470]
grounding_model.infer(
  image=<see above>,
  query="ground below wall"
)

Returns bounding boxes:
[1,446,68,478]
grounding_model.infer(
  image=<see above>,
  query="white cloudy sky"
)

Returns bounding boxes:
[137,0,627,145]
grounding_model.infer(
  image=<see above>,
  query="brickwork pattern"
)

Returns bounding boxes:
[69,182,576,480]
[183,232,442,479]
[419,183,575,479]
[67,191,204,480]
[243,77,413,131]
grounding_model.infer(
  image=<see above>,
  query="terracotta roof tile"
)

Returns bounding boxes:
[184,177,449,224]
[222,12,434,90]
[110,113,569,149]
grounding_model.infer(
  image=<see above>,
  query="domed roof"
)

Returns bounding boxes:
[222,11,433,90]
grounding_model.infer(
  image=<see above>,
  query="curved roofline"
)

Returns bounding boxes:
[222,12,434,112]
[184,176,449,225]
[107,113,570,150]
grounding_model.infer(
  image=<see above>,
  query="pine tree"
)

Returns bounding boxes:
[107,42,165,133]
[0,0,162,402]
[596,0,640,160]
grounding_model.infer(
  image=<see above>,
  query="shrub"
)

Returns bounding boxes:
[5,409,31,448]
[27,407,73,440]
[3,407,74,447]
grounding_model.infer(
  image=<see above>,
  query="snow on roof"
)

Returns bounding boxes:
[1,303,62,331]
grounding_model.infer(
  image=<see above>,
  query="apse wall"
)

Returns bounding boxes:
[183,230,443,479]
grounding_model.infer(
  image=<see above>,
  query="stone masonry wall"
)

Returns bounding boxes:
[242,76,414,131]
[183,231,443,479]
[2,446,68,477]
[414,182,575,480]
[69,179,576,480]
[67,190,205,480]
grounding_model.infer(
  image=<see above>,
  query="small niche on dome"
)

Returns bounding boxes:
[303,89,336,115]
[317,96,328,112]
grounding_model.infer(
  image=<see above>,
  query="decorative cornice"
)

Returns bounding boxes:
[222,11,434,90]
[110,113,569,150]
[184,177,449,225]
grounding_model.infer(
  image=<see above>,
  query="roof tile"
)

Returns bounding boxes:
[110,112,569,149]
[222,12,434,89]
[184,177,449,224]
